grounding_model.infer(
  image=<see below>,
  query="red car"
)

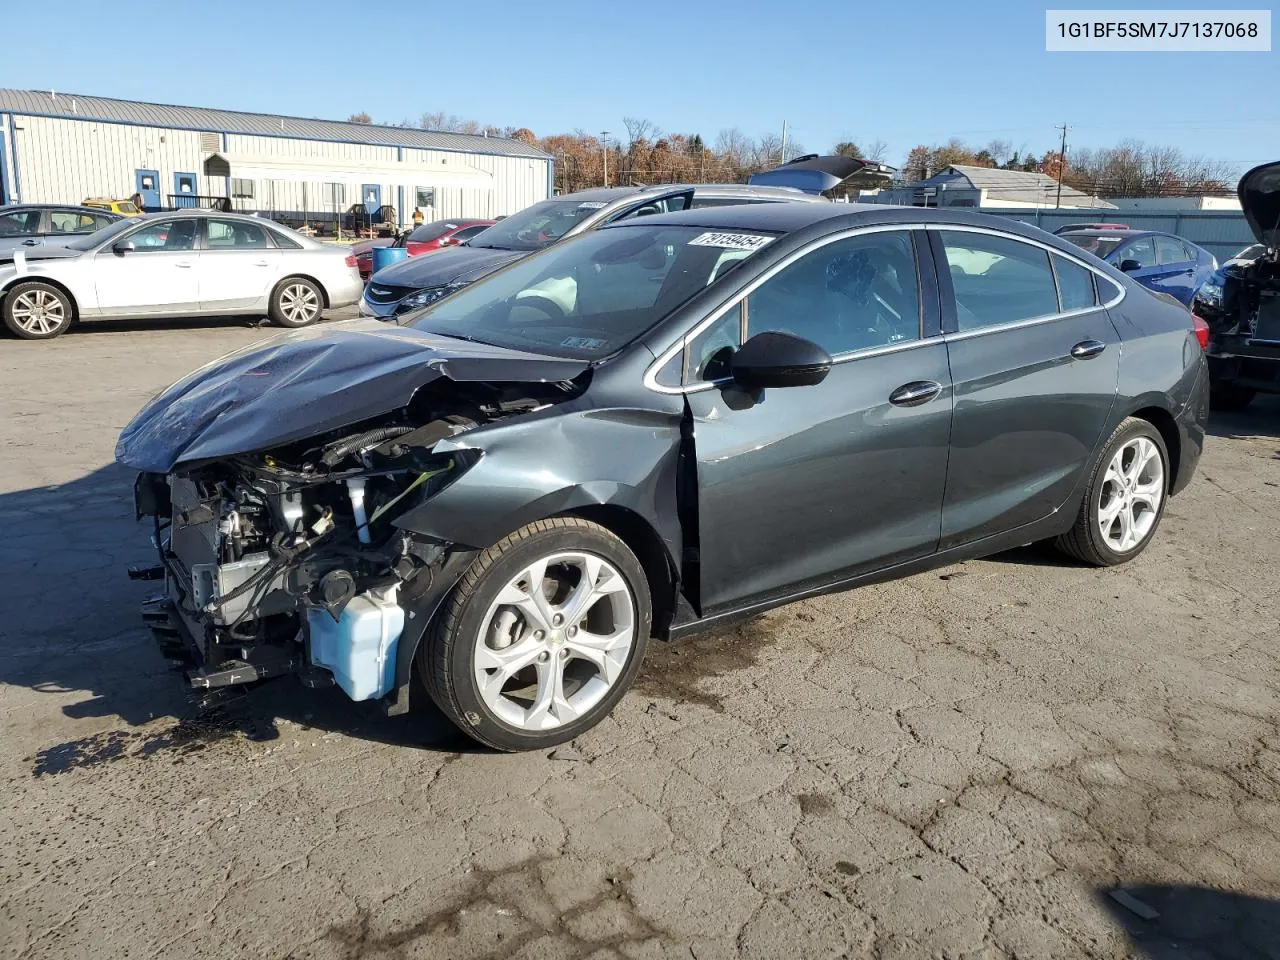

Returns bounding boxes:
[352,218,496,280]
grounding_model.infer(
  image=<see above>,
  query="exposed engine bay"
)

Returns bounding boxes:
[133,378,583,703]
[1210,249,1280,341]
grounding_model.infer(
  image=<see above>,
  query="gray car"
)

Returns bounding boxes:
[359,183,826,318]
[118,202,1208,751]
[0,211,364,340]
[0,204,121,257]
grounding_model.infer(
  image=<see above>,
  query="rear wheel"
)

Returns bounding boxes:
[269,277,324,327]
[3,282,74,340]
[420,518,651,752]
[1054,417,1169,567]
[1209,384,1256,412]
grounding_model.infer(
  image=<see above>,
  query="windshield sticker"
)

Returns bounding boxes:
[576,201,608,210]
[561,336,608,350]
[688,232,774,251]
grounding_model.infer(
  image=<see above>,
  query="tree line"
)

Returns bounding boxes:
[348,112,1239,199]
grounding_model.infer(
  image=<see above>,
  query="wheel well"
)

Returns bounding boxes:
[275,274,329,308]
[566,505,678,639]
[1,277,80,321]
[1129,405,1181,491]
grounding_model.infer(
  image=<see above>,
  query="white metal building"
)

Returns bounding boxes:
[0,90,552,228]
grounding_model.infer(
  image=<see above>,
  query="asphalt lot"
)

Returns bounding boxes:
[2,312,1280,960]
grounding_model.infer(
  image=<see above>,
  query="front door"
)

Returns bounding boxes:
[686,228,952,615]
[362,184,381,214]
[135,169,160,211]
[173,172,198,208]
[198,217,280,310]
[933,228,1121,548]
[93,218,201,315]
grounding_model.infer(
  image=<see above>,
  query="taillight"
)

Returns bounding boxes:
[1192,313,1210,350]
[344,254,358,268]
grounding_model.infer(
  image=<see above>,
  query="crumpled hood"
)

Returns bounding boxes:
[1238,161,1280,247]
[115,319,589,473]
[369,244,525,289]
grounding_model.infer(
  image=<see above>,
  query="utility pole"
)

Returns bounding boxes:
[780,120,788,165]
[600,131,610,187]
[1054,123,1068,208]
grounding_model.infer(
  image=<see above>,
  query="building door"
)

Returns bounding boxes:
[362,183,381,213]
[135,169,161,211]
[174,172,198,209]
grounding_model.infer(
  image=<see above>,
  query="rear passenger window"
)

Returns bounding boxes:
[938,231,1059,331]
[1052,255,1096,311]
[1156,236,1190,265]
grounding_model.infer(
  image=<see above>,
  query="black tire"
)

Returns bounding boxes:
[1209,384,1256,412]
[268,276,324,328]
[1054,417,1170,567]
[420,517,652,752]
[2,281,74,340]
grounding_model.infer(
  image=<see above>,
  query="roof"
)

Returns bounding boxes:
[936,165,1116,208]
[0,89,550,160]
[0,203,123,214]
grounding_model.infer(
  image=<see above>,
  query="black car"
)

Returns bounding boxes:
[117,202,1208,751]
[1190,161,1279,410]
[0,204,121,257]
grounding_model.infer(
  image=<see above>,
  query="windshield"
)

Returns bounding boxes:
[408,224,779,359]
[1061,234,1124,259]
[66,217,138,251]
[466,199,614,252]
[409,221,457,243]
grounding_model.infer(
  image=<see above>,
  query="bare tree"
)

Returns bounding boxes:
[623,117,660,150]
[715,128,752,169]
[864,139,889,163]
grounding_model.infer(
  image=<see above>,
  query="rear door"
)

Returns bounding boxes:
[197,218,281,310]
[934,228,1121,548]
[680,227,953,614]
[93,218,202,315]
[1152,235,1197,304]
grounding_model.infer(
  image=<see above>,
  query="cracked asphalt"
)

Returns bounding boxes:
[2,314,1280,959]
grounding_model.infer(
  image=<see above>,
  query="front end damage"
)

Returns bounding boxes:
[129,375,584,711]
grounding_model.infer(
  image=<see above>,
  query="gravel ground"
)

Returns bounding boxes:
[1,313,1279,960]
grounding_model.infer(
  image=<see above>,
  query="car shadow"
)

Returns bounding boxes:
[63,310,354,336]
[1095,884,1280,958]
[0,464,477,776]
[1207,393,1280,442]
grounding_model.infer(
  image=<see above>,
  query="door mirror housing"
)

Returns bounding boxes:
[730,331,833,389]
[1119,258,1141,273]
[113,239,136,255]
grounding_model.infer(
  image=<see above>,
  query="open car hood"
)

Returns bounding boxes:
[1238,161,1280,248]
[748,155,882,195]
[369,245,525,289]
[115,319,590,473]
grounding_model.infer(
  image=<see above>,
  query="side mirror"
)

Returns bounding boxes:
[1119,259,1141,273]
[730,331,832,389]
[113,239,136,254]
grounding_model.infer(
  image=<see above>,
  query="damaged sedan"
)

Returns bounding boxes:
[118,202,1209,751]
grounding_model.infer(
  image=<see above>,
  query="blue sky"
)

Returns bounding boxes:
[7,0,1277,175]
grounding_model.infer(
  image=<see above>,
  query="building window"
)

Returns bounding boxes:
[325,183,346,205]
[231,178,254,199]
[415,187,434,207]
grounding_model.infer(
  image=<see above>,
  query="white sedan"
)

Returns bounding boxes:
[0,211,363,340]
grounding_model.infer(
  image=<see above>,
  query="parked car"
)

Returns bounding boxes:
[351,219,496,281]
[1189,161,1279,410]
[1054,223,1131,235]
[360,184,826,318]
[0,211,362,340]
[1058,228,1217,306]
[82,198,143,217]
[117,202,1208,751]
[0,204,121,257]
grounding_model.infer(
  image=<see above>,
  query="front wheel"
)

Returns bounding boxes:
[1054,417,1169,567]
[3,282,74,340]
[269,277,324,327]
[420,518,652,752]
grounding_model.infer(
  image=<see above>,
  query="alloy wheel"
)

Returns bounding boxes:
[473,551,636,731]
[1097,436,1165,553]
[10,289,66,335]
[279,283,320,324]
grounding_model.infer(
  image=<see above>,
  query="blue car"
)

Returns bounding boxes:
[1058,228,1217,306]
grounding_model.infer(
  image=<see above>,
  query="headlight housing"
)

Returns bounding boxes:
[396,283,465,314]
[1197,281,1223,305]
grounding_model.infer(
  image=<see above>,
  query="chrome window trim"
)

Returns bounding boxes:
[643,221,1126,396]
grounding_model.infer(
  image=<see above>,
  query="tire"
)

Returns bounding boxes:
[420,517,652,752]
[1054,417,1170,567]
[268,276,324,328]
[3,282,74,340]
[1209,384,1256,412]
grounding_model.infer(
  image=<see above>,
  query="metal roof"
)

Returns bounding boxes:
[940,165,1116,208]
[0,89,551,160]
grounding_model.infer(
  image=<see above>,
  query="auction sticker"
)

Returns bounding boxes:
[688,232,775,251]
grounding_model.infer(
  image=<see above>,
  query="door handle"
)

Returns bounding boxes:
[175,261,193,268]
[889,380,943,407]
[253,260,270,267]
[1070,339,1106,360]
